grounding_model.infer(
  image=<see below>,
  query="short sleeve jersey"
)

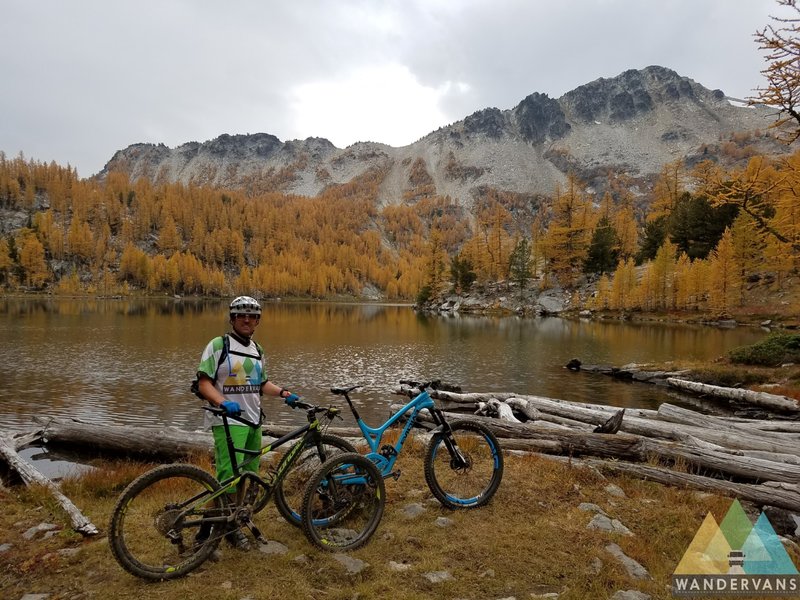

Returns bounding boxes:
[198,334,267,429]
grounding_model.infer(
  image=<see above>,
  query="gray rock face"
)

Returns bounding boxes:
[605,543,651,580]
[99,66,784,207]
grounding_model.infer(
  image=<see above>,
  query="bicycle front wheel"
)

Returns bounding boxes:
[301,452,385,551]
[108,463,226,581]
[272,434,357,526]
[424,419,503,509]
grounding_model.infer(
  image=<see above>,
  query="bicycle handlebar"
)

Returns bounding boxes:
[204,400,342,426]
[202,405,262,427]
[399,379,440,391]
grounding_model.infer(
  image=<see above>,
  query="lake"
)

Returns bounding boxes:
[1,296,769,438]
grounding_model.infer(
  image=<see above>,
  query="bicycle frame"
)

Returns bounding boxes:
[175,406,332,541]
[336,384,458,477]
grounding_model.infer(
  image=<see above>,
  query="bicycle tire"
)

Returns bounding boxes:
[271,434,358,525]
[300,452,385,551]
[108,463,226,581]
[424,419,503,509]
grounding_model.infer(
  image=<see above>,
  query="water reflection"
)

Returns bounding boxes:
[0,298,767,433]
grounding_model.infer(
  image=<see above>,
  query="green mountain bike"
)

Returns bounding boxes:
[108,401,385,581]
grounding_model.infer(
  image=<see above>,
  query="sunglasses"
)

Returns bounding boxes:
[234,313,260,320]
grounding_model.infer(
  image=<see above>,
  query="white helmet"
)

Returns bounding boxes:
[229,295,261,316]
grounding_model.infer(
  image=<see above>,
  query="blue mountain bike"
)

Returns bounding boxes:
[277,380,503,525]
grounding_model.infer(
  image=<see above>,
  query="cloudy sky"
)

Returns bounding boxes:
[0,0,788,178]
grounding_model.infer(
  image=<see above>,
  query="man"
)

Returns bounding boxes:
[196,295,298,551]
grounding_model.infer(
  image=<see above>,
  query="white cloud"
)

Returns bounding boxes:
[289,64,469,147]
[0,0,785,176]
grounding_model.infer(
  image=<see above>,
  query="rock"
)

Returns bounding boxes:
[605,543,651,580]
[529,583,561,598]
[403,503,426,518]
[763,506,800,538]
[587,514,633,536]
[23,523,59,541]
[389,560,412,572]
[536,295,566,314]
[604,484,627,498]
[257,540,288,555]
[0,543,12,553]
[423,570,454,583]
[589,557,604,575]
[578,503,607,515]
[610,591,651,600]
[334,554,369,574]
[434,516,454,528]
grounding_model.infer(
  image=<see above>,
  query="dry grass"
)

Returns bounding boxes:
[1,446,796,600]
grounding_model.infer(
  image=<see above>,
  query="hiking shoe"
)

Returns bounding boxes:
[225,528,252,552]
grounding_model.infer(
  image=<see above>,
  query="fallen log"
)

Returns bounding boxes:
[34,416,215,459]
[402,405,800,483]
[657,403,800,442]
[0,434,98,536]
[583,459,800,512]
[406,393,800,457]
[667,378,800,413]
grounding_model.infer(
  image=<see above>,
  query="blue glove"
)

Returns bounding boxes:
[221,400,242,416]
[284,393,300,407]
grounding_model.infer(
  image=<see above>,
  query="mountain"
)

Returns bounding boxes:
[99,66,786,206]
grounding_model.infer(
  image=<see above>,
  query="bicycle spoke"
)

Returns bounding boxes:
[109,464,226,580]
[424,420,503,509]
[274,434,357,526]
[301,453,385,551]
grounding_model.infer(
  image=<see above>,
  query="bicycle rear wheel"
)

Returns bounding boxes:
[108,463,226,581]
[301,452,385,551]
[272,434,357,526]
[424,419,503,509]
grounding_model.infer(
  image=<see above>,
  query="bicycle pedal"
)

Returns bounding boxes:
[388,470,401,480]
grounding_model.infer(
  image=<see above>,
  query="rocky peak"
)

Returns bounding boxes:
[462,107,508,139]
[512,92,570,144]
[560,65,716,123]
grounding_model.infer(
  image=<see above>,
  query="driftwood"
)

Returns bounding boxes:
[402,405,800,485]
[33,416,215,459]
[666,378,800,413]
[582,459,800,512]
[430,392,800,456]
[392,384,800,510]
[0,433,98,536]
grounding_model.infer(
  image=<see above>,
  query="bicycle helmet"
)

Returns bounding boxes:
[229,295,262,316]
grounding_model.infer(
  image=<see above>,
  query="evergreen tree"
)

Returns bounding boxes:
[668,193,738,259]
[584,216,620,274]
[637,215,668,262]
[449,254,476,294]
[508,237,533,297]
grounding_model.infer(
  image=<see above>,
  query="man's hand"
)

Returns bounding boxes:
[221,400,242,416]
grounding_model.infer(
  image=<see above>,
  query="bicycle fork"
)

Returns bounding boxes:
[430,409,471,470]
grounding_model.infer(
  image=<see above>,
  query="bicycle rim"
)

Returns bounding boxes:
[273,434,357,526]
[108,464,226,581]
[301,452,385,551]
[424,420,503,509]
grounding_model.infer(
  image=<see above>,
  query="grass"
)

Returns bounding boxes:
[4,444,797,600]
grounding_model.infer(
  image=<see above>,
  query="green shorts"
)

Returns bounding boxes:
[212,424,262,491]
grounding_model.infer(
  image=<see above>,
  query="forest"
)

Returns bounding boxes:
[0,146,799,317]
